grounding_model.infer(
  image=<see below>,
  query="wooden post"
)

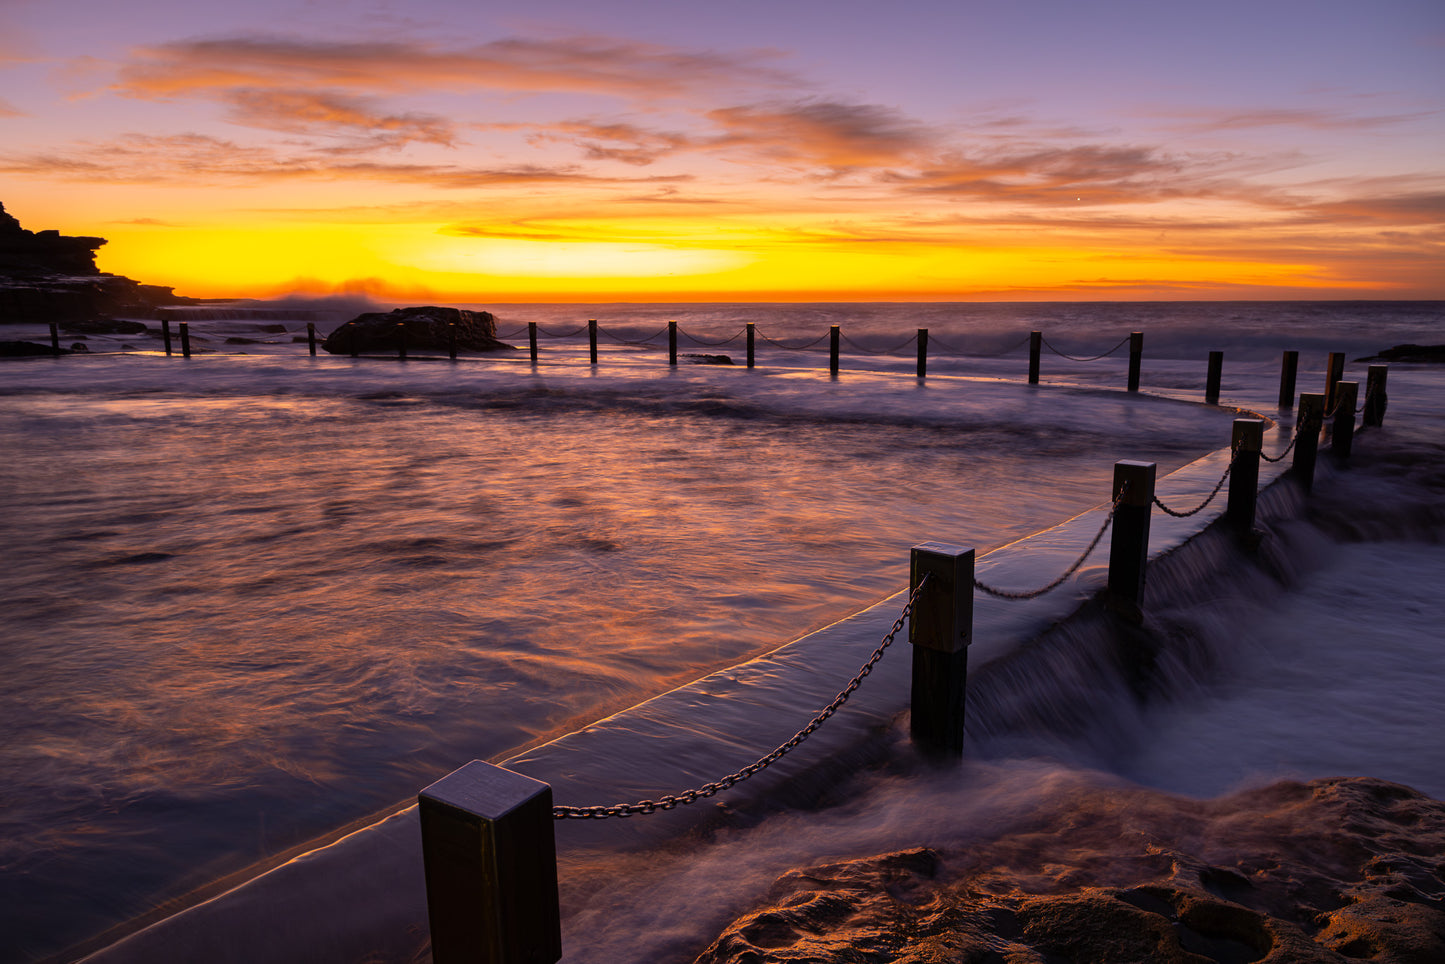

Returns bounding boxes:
[1127,331,1143,392]
[588,320,598,365]
[448,322,458,361]
[1205,351,1223,405]
[397,322,408,361]
[1278,350,1298,409]
[179,321,191,358]
[1324,352,1345,413]
[908,542,974,758]
[49,321,60,354]
[1227,418,1265,534]
[1332,381,1357,460]
[528,323,538,365]
[916,328,928,379]
[1363,365,1388,427]
[348,321,358,358]
[668,321,677,366]
[419,761,561,964]
[1028,330,1042,384]
[1293,393,1324,492]
[746,322,755,368]
[307,322,317,357]
[829,325,840,377]
[1107,460,1156,621]
[162,319,173,356]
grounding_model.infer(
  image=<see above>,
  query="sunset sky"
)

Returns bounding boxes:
[1,0,1441,301]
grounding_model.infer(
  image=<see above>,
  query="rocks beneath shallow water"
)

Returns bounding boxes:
[694,777,1445,964]
[1355,344,1445,364]
[321,305,516,355]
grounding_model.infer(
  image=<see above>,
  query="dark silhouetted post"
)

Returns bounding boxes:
[588,320,598,365]
[909,542,974,758]
[162,319,173,356]
[179,321,192,358]
[1292,393,1324,492]
[528,323,538,364]
[829,325,840,377]
[1278,350,1298,409]
[1324,352,1345,412]
[1205,351,1223,404]
[746,322,755,368]
[49,321,60,354]
[1363,365,1388,427]
[1127,331,1143,392]
[668,321,677,366]
[347,321,359,358]
[1332,381,1357,460]
[917,328,928,379]
[419,761,562,964]
[307,322,317,357]
[1227,418,1264,534]
[397,322,407,361]
[448,323,457,360]
[1107,460,1156,621]
[1028,331,1042,384]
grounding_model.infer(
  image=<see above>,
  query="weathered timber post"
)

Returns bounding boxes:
[419,761,562,964]
[1107,460,1156,621]
[397,322,408,361]
[162,319,173,356]
[587,320,598,365]
[1127,331,1143,392]
[746,322,755,368]
[1363,365,1388,428]
[448,323,458,361]
[1278,350,1298,409]
[348,321,359,358]
[1332,381,1358,460]
[1292,393,1324,492]
[1227,418,1265,534]
[1205,351,1224,405]
[1028,331,1042,384]
[668,321,677,366]
[307,322,317,357]
[1324,352,1345,412]
[829,325,840,377]
[528,323,538,365]
[49,321,60,354]
[179,321,192,358]
[909,542,974,757]
[917,328,928,379]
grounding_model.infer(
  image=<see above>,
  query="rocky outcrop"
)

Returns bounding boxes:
[695,777,1445,963]
[0,201,193,325]
[321,305,516,354]
[1356,344,1445,364]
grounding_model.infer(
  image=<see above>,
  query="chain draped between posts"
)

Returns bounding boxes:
[1151,448,1235,518]
[551,574,931,820]
[972,488,1124,600]
[1041,334,1131,362]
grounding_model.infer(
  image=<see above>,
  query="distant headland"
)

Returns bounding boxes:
[0,201,195,325]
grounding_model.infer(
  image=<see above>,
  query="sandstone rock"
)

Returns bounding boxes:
[321,305,516,355]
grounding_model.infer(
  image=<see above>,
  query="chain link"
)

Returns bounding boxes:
[755,329,832,351]
[1041,334,1131,362]
[1151,449,1235,518]
[839,333,919,356]
[677,326,747,347]
[536,323,590,338]
[973,488,1123,600]
[925,332,1032,358]
[1259,430,1299,463]
[552,574,931,819]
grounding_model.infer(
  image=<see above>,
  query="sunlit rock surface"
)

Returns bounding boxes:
[694,777,1445,963]
[321,305,515,354]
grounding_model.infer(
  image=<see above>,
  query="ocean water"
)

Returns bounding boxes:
[0,300,1441,962]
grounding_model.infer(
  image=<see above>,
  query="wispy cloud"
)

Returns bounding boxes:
[705,100,936,173]
[1150,104,1441,133]
[0,97,24,117]
[222,89,457,149]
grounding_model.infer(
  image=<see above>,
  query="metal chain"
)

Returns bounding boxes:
[537,323,590,338]
[677,326,747,347]
[925,332,1032,358]
[1151,449,1235,518]
[972,489,1123,600]
[552,574,931,819]
[1259,430,1299,463]
[599,324,671,347]
[839,333,919,356]
[1041,334,1131,362]
[755,329,832,351]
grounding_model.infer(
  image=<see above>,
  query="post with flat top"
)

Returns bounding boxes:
[668,321,678,366]
[1292,393,1324,492]
[1028,330,1042,384]
[419,761,562,964]
[1127,331,1143,392]
[49,321,60,354]
[307,322,317,357]
[1278,350,1298,409]
[1227,418,1264,535]
[1331,381,1357,460]
[1363,365,1388,428]
[917,328,928,379]
[909,543,974,758]
[746,322,755,368]
[162,319,173,356]
[448,322,458,361]
[587,320,598,365]
[348,321,359,358]
[528,323,538,365]
[397,322,408,361]
[1107,460,1156,622]
[829,325,840,377]
[1205,351,1223,405]
[179,321,192,358]
[1324,352,1345,413]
